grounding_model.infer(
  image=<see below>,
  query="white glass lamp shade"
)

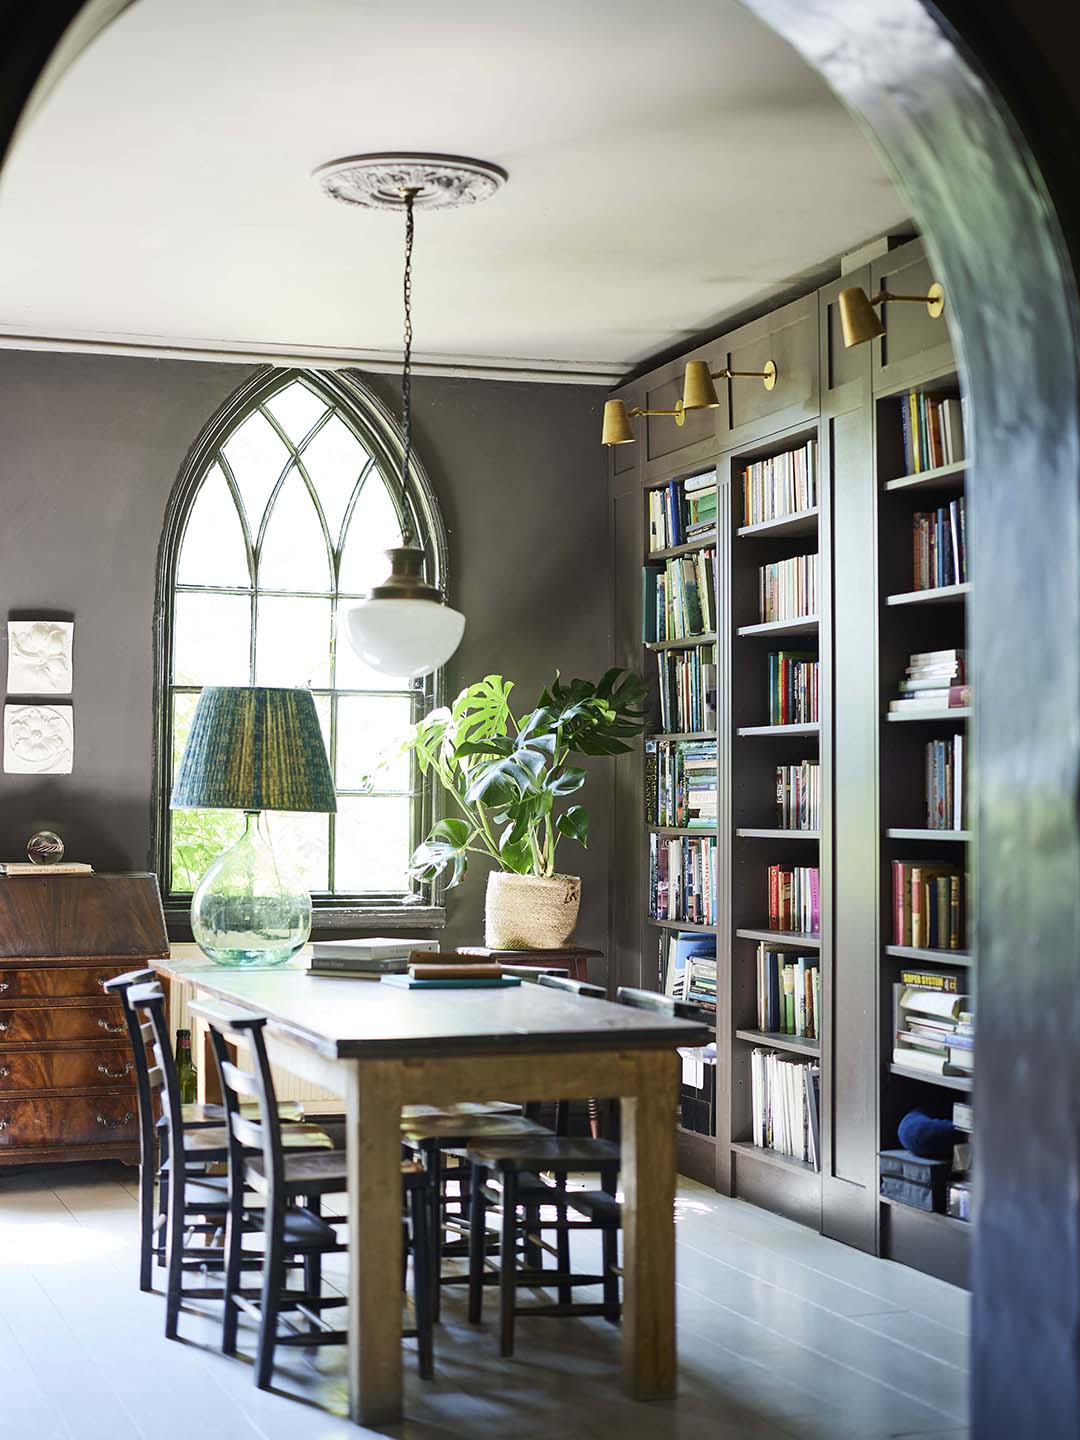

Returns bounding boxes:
[346,597,465,679]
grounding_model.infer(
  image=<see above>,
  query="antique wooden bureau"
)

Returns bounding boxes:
[0,872,168,1165]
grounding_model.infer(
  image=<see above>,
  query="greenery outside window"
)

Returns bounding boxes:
[155,368,447,924]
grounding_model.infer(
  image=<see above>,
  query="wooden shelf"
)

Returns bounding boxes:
[648,825,718,837]
[647,731,716,743]
[884,944,973,967]
[735,1028,820,1056]
[646,633,717,652]
[889,1063,972,1092]
[887,582,970,607]
[884,460,967,494]
[736,508,819,540]
[879,1193,971,1234]
[887,707,971,723]
[735,928,821,949]
[647,917,715,934]
[737,616,818,638]
[647,533,717,561]
[737,722,820,738]
[730,1139,819,1177]
[886,828,972,842]
[736,828,819,840]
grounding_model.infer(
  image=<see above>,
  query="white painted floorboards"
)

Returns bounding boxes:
[0,1162,969,1440]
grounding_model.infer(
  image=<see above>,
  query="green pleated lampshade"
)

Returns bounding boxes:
[171,687,336,813]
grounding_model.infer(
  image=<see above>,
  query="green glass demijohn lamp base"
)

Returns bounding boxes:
[172,687,336,968]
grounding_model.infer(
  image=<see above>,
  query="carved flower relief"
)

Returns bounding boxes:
[7,619,74,694]
[3,704,74,774]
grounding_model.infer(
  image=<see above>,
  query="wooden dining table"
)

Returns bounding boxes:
[154,950,710,1427]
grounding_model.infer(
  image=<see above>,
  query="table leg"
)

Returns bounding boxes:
[620,1049,679,1400]
[345,1059,404,1426]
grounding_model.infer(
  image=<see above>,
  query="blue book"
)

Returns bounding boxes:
[380,975,522,990]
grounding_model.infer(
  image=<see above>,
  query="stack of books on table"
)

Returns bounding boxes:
[308,937,439,978]
[893,975,974,1077]
[750,1047,821,1169]
[755,944,820,1038]
[889,649,969,715]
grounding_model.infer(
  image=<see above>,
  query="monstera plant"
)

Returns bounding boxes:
[401,668,647,948]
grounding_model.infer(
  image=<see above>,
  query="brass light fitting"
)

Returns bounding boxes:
[838,281,945,348]
[681,358,778,412]
[601,397,689,446]
[602,358,779,446]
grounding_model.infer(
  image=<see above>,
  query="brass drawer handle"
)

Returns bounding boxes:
[0,1019,8,1033]
[97,1018,125,1035]
[96,977,111,990]
[0,1066,9,1079]
[96,1111,134,1130]
[0,1118,8,1132]
[98,1062,134,1079]
[0,982,9,993]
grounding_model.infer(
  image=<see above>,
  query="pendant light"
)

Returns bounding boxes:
[314,154,508,677]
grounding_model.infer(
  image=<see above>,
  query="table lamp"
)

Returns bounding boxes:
[171,686,336,968]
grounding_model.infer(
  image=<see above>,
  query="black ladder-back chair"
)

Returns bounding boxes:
[466,971,621,1356]
[104,969,316,1294]
[195,999,435,1387]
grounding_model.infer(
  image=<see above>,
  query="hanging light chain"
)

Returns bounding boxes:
[399,186,418,548]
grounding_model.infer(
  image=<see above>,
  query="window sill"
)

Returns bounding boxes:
[163,903,446,936]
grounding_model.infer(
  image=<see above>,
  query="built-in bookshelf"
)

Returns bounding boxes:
[609,235,969,1283]
[876,361,973,1283]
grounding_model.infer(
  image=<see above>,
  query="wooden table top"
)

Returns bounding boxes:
[158,945,710,1061]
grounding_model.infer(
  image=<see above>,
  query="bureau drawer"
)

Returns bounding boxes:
[0,1047,137,1093]
[0,1094,138,1149]
[0,964,134,1002]
[0,1004,129,1044]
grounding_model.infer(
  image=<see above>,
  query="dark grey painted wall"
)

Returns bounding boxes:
[0,351,612,954]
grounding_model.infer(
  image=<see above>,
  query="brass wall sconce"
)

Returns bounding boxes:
[601,357,779,446]
[838,281,945,348]
[602,397,688,446]
[681,358,777,411]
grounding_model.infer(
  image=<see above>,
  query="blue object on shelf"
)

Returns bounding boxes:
[897,1107,956,1160]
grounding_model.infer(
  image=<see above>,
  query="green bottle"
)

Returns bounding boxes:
[175,1028,198,1106]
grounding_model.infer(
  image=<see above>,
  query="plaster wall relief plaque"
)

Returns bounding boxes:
[7,620,74,694]
[4,704,74,774]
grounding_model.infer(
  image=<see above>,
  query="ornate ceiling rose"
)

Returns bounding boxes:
[312,152,508,211]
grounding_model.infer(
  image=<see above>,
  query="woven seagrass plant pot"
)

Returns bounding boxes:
[484,871,581,950]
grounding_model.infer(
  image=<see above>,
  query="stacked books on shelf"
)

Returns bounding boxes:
[889,649,969,715]
[647,471,717,552]
[755,944,820,1038]
[642,547,716,642]
[650,834,717,924]
[750,1048,821,1169]
[899,389,966,474]
[892,861,965,949]
[776,760,821,830]
[656,643,717,734]
[645,738,717,828]
[661,929,717,1014]
[767,864,820,935]
[893,974,974,1078]
[925,735,965,829]
[950,1099,974,1221]
[768,652,819,725]
[308,936,440,978]
[758,553,818,623]
[742,439,817,525]
[913,497,967,589]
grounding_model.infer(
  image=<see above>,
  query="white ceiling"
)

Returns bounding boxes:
[0,0,909,381]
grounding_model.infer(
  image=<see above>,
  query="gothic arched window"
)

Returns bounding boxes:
[155,368,446,919]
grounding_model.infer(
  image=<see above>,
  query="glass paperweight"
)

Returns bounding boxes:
[191,811,311,967]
